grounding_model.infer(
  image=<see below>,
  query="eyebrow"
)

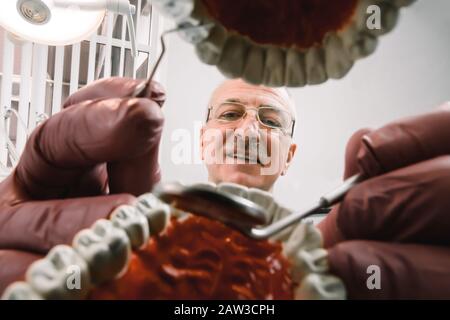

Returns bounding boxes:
[222,98,278,110]
[223,98,245,104]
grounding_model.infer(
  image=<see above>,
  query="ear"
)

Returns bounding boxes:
[281,143,297,176]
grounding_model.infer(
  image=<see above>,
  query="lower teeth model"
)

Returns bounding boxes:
[2,182,345,300]
[152,0,415,87]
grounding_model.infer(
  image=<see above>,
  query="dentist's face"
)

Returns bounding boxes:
[201,79,297,191]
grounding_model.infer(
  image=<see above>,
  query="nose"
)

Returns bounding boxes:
[236,110,260,137]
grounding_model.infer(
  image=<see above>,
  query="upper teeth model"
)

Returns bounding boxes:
[152,0,415,87]
[2,182,344,300]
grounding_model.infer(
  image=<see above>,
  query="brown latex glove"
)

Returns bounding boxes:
[0,77,165,294]
[0,251,43,295]
[317,104,450,299]
[357,103,450,178]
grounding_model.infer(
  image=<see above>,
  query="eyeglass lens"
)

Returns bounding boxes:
[211,102,292,133]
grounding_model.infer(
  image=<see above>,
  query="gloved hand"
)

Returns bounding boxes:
[314,103,450,299]
[0,77,166,295]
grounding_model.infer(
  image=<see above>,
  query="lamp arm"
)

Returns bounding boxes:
[54,0,137,57]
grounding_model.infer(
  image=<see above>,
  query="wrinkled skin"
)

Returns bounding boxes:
[0,77,165,294]
[0,76,449,299]
[201,79,297,191]
[318,104,450,299]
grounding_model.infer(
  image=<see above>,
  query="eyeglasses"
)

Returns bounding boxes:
[206,102,296,137]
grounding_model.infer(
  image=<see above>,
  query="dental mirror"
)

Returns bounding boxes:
[152,182,269,229]
[154,174,363,239]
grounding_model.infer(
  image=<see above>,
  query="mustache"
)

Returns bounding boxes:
[223,132,271,166]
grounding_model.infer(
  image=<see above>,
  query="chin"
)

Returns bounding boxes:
[220,170,274,190]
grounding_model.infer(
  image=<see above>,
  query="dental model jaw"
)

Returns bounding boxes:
[110,205,150,250]
[1,194,171,300]
[26,245,91,300]
[151,0,416,87]
[135,193,171,234]
[283,223,346,299]
[1,282,42,300]
[72,219,131,286]
[2,182,344,300]
[210,182,347,300]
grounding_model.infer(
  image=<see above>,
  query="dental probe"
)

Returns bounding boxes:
[131,23,213,98]
[153,174,363,239]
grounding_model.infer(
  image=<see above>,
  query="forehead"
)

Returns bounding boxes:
[210,79,295,116]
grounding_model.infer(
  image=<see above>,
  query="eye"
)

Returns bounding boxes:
[218,111,243,121]
[261,117,282,128]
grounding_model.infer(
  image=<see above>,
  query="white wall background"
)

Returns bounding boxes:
[158,0,450,210]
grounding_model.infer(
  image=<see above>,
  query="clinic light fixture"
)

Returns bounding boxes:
[0,0,138,58]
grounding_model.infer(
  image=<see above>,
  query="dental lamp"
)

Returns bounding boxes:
[0,0,138,57]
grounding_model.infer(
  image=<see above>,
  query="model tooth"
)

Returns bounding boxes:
[136,192,162,210]
[151,0,195,22]
[341,0,410,48]
[285,48,307,87]
[305,47,328,85]
[176,0,214,44]
[2,282,43,300]
[340,23,359,51]
[324,34,354,79]
[272,205,291,222]
[295,273,347,300]
[270,206,297,242]
[354,0,373,30]
[192,182,217,190]
[72,219,131,285]
[25,245,90,300]
[348,32,378,59]
[136,193,171,234]
[195,24,227,65]
[190,0,210,20]
[247,188,275,222]
[242,45,266,85]
[340,19,377,59]
[262,47,287,87]
[283,222,323,256]
[177,20,212,44]
[361,1,399,37]
[378,3,399,35]
[289,248,329,283]
[217,36,250,78]
[217,182,249,198]
[110,205,150,250]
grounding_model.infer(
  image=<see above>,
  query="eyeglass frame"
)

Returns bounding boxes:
[205,102,296,138]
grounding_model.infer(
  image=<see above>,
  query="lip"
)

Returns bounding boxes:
[226,153,262,165]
